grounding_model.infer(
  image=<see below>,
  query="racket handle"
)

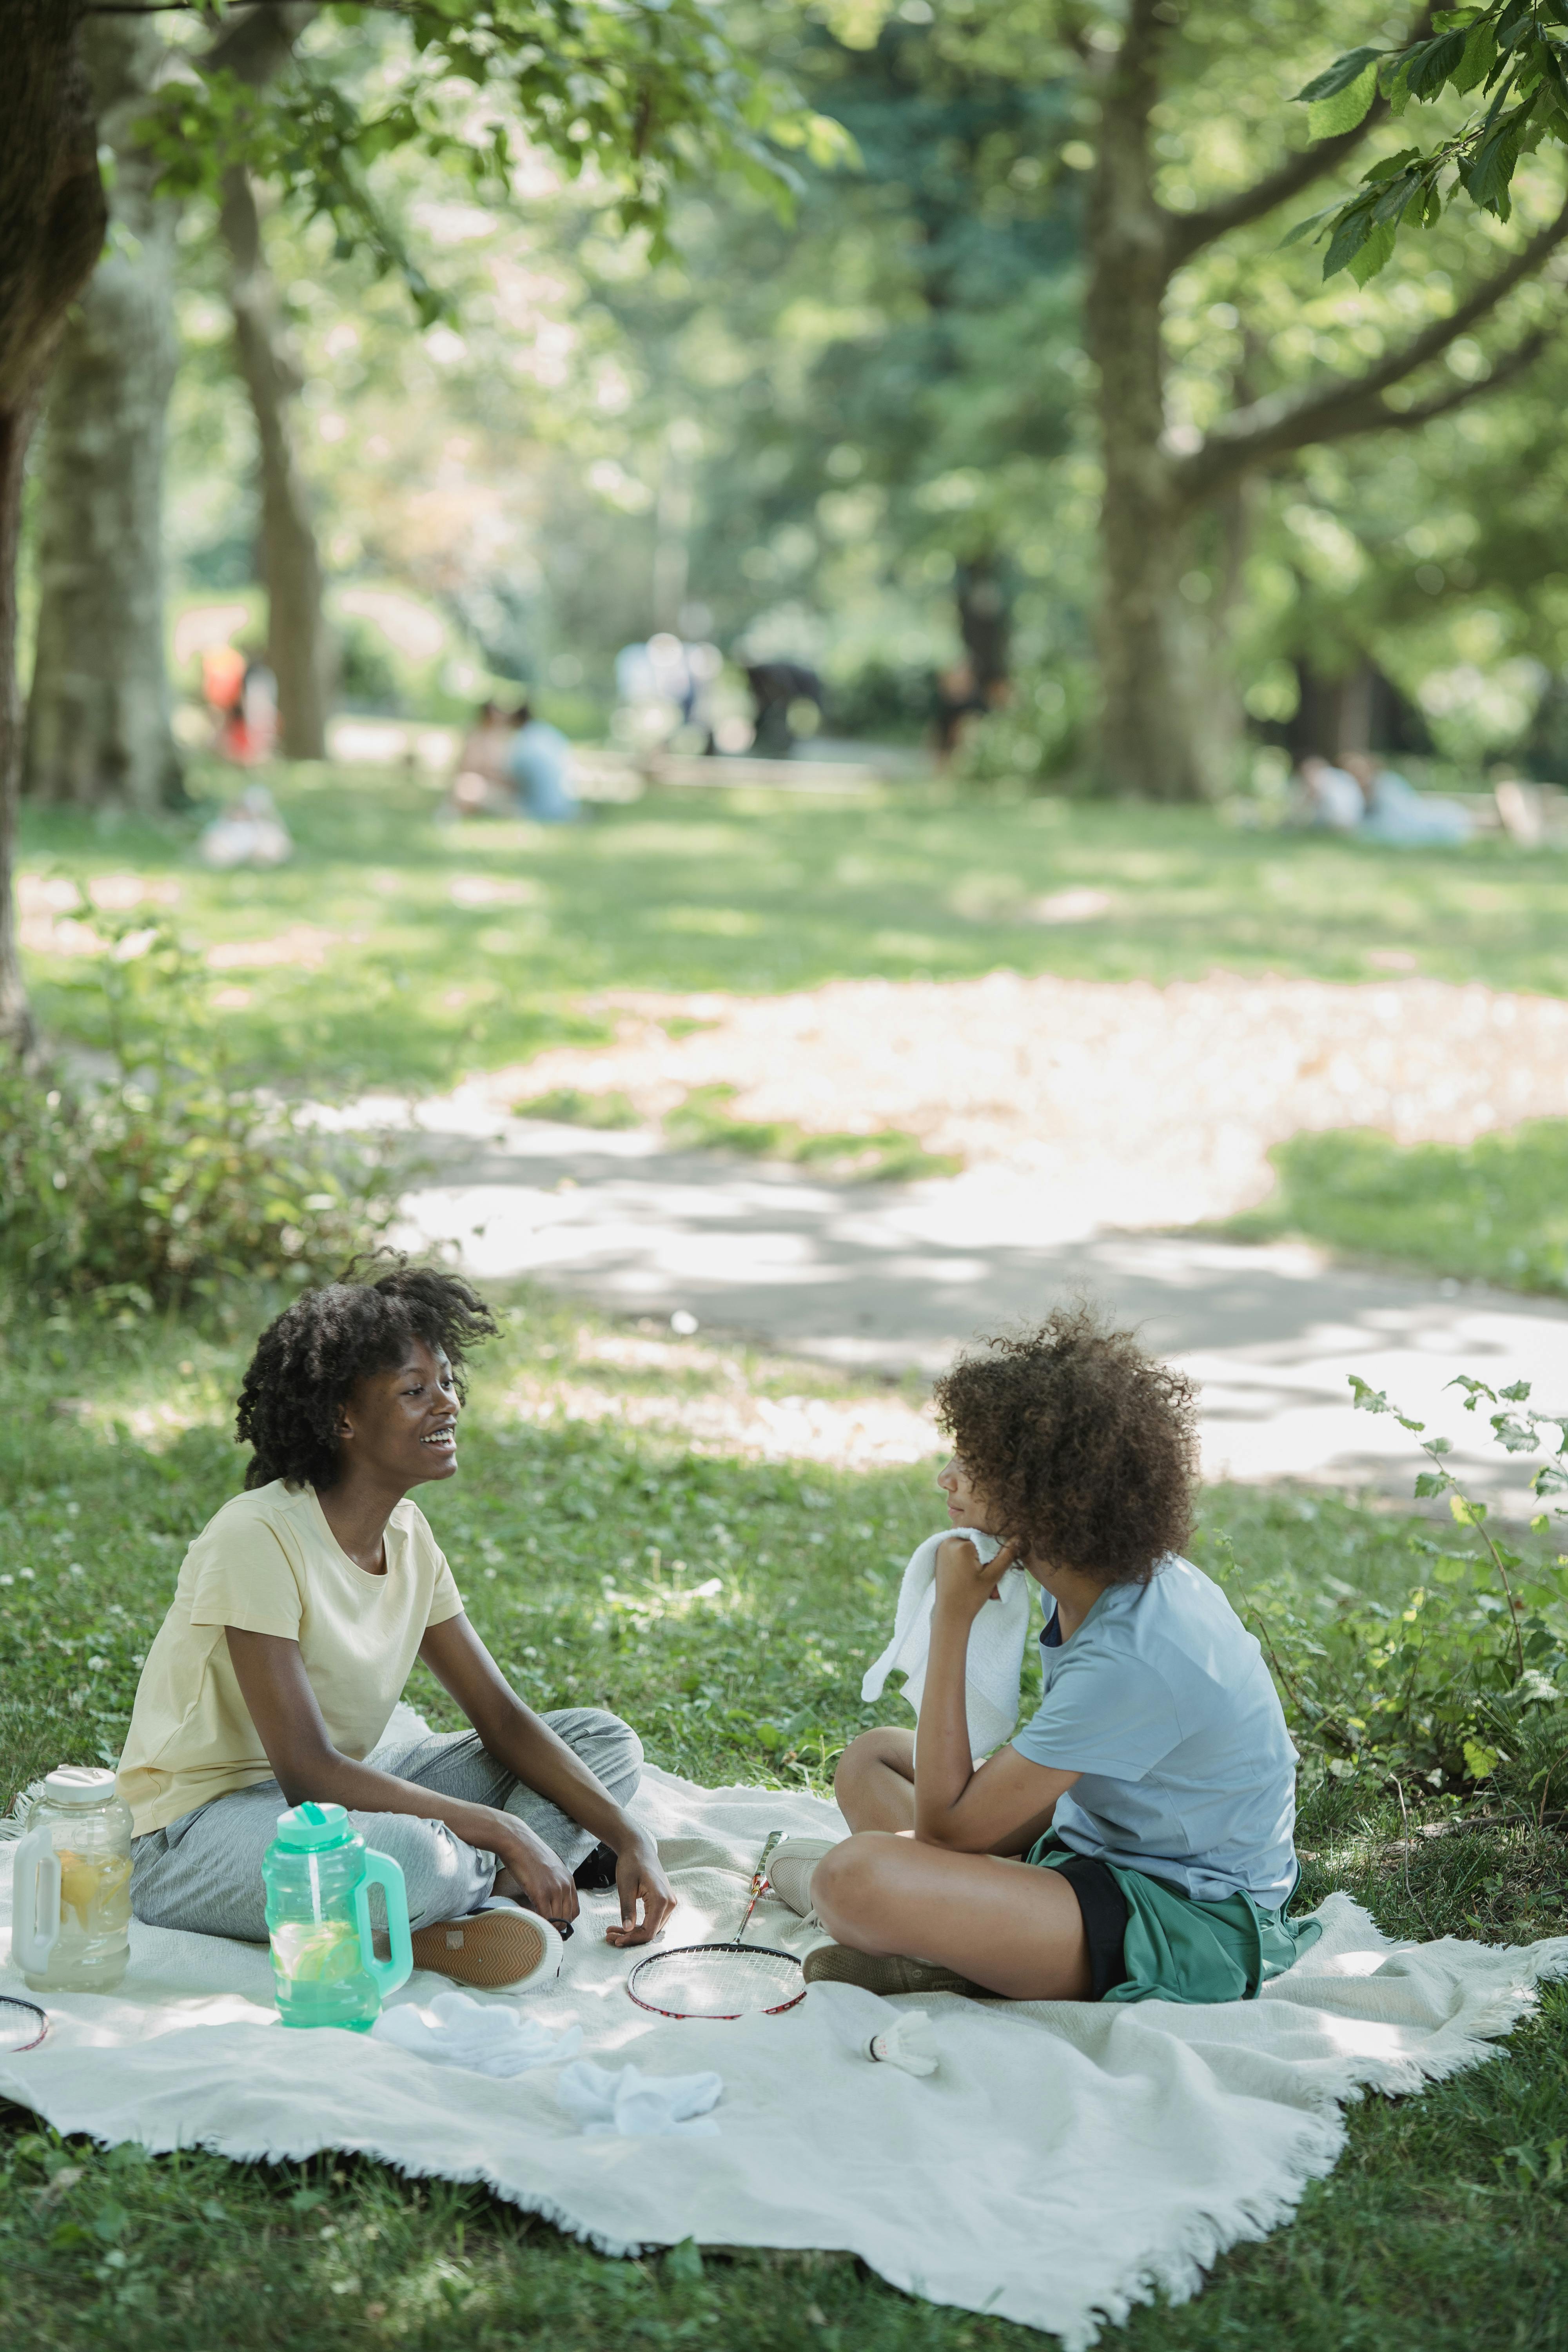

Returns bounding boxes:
[733,1829,785,1940]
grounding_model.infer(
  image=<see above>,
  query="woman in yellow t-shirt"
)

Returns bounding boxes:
[120,1260,673,1988]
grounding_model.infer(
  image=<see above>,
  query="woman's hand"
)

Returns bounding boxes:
[605,1833,676,1947]
[486,1814,581,1930]
[934,1533,1021,1622]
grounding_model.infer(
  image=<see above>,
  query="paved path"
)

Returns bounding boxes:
[374,1099,1568,1511]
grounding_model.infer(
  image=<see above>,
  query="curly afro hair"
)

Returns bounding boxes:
[235,1256,499,1491]
[930,1304,1197,1586]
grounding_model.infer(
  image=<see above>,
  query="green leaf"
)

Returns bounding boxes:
[1414,1469,1452,1498]
[1309,60,1379,138]
[1463,116,1525,214]
[1451,1493,1488,1526]
[1453,16,1500,91]
[91,2200,129,2244]
[1297,45,1384,105]
[1463,1737,1499,1779]
[1363,146,1424,181]
[1407,27,1469,97]
[1278,200,1343,249]
[665,2238,705,2283]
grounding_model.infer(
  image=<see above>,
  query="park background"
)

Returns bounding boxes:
[4,4,1568,2349]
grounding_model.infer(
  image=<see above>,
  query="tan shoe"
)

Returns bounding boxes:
[410,1901,563,1992]
[802,1942,999,2000]
[766,1835,839,1920]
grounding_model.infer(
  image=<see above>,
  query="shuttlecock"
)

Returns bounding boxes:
[867,2008,938,2078]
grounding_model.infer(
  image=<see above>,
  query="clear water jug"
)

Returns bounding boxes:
[13,1765,134,1994]
[262,1801,413,2032]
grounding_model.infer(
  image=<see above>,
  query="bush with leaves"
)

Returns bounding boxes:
[1222,1370,1568,1793]
[0,902,392,1315]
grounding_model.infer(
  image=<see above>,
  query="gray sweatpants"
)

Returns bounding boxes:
[129,1708,642,1944]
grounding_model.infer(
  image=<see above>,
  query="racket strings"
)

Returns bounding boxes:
[628,1940,805,2018]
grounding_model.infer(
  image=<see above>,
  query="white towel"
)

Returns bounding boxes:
[860,1525,1032,1754]
[555,2058,722,2139]
[372,1989,583,2077]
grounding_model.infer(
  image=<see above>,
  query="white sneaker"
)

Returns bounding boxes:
[766,1836,839,1920]
[410,1898,563,1993]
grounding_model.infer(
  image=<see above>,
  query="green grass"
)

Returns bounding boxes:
[1222,1122,1568,1296]
[4,1290,1567,2351]
[18,762,1568,1099]
[510,1080,957,1179]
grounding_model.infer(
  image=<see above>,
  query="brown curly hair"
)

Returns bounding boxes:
[930,1305,1196,1585]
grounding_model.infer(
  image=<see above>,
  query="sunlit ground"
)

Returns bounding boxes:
[17,762,1568,1098]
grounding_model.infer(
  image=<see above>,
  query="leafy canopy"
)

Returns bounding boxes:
[143,0,851,314]
[1290,1,1568,281]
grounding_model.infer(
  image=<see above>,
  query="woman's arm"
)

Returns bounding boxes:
[226,1626,584,1929]
[913,1537,1081,1854]
[419,1615,673,1945]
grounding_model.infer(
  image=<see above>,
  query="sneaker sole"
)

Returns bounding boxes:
[410,1910,559,1991]
[801,1943,998,2000]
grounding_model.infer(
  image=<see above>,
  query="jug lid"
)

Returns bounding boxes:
[42,1766,119,1808]
[274,1800,357,1852]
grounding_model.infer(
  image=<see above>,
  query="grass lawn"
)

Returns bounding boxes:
[4,1288,1566,2352]
[18,763,1568,1098]
[1221,1122,1568,1299]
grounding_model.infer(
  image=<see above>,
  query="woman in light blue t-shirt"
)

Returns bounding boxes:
[789,1308,1321,2005]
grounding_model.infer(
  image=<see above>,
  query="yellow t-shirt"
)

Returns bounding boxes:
[118,1480,465,1836]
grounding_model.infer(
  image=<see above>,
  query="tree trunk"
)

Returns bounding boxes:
[24,15,182,813]
[0,2,107,1058]
[220,166,329,760]
[1083,2,1204,801]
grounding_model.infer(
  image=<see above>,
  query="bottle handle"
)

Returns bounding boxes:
[354,1850,412,1997]
[12,1830,62,1973]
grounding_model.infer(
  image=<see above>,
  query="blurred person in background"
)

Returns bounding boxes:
[1343,752,1473,846]
[450,699,513,817]
[745,658,824,758]
[505,700,579,823]
[933,659,988,769]
[1291,754,1366,831]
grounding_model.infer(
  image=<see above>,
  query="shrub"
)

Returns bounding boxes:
[1220,1372,1568,1791]
[0,903,393,1314]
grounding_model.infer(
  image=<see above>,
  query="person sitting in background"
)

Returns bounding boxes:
[449,699,513,817]
[1343,752,1473,846]
[504,701,579,822]
[1292,754,1366,831]
[119,1259,671,1986]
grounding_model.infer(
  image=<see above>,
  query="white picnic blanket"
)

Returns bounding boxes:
[3,1724,1565,2346]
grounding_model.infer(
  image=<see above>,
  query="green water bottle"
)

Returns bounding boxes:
[262,1802,413,2032]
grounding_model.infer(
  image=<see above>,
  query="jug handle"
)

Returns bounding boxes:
[354,1850,412,1997]
[12,1829,62,1973]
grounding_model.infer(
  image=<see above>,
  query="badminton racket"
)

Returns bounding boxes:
[0,1995,49,2053]
[626,1828,806,2020]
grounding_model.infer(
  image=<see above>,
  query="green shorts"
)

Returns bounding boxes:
[1024,1831,1323,2005]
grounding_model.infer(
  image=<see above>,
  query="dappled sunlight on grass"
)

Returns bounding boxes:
[18,766,1568,1100]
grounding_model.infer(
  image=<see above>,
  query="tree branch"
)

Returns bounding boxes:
[1163,6,1436,270]
[1176,197,1568,501]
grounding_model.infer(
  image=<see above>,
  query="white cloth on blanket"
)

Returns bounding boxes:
[861,1525,1031,1753]
[372,1990,582,2076]
[557,2058,722,2138]
[3,1706,1566,2349]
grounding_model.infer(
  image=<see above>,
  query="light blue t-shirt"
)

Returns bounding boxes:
[1011,1556,1300,1906]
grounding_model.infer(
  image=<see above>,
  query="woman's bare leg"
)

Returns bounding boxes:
[811,1831,1093,2000]
[835,1727,916,1832]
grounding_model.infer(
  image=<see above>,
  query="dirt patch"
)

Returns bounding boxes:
[477,971,1568,1229]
